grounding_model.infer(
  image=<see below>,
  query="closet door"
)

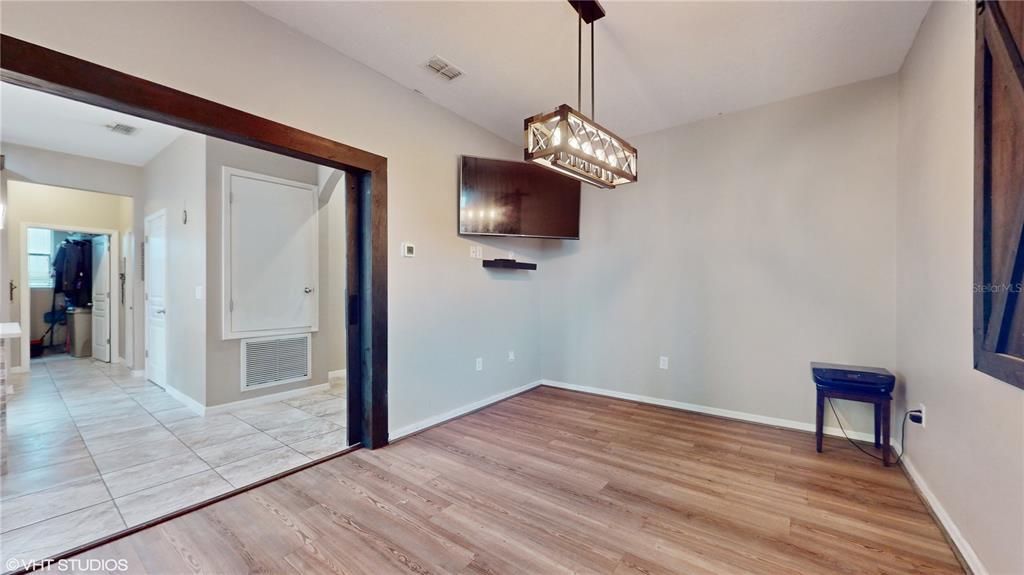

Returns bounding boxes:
[91,236,111,362]
[222,168,319,339]
[974,1,1024,388]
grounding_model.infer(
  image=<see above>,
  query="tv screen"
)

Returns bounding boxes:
[459,156,581,239]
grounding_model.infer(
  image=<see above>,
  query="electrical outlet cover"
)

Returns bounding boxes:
[659,356,669,370]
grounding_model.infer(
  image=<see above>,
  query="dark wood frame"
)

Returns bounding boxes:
[0,34,390,446]
[973,1,1024,389]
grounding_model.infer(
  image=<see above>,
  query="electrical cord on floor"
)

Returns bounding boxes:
[827,398,918,465]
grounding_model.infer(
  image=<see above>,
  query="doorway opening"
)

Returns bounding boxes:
[12,183,129,370]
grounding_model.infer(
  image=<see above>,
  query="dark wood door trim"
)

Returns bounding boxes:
[0,34,390,446]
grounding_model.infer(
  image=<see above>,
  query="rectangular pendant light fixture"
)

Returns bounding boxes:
[525,103,637,189]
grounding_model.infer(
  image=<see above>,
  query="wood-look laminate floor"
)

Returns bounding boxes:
[56,386,961,574]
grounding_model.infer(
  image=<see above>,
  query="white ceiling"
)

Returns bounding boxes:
[251,1,929,143]
[1,82,184,166]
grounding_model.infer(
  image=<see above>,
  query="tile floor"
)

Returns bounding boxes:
[0,355,348,566]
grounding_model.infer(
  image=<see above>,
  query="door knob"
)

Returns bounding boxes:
[156,309,166,315]
[304,287,314,294]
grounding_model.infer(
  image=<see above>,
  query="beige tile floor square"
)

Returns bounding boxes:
[1,354,348,566]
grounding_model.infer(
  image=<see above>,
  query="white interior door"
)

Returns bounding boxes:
[145,212,167,388]
[91,235,111,362]
[224,168,318,338]
[0,155,9,323]
[122,230,134,367]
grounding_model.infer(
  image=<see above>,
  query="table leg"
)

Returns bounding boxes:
[874,402,881,449]
[881,398,891,466]
[816,390,825,453]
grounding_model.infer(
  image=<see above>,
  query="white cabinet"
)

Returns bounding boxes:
[222,167,318,340]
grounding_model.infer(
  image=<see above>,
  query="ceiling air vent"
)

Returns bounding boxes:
[106,123,137,136]
[426,55,463,81]
[241,334,311,391]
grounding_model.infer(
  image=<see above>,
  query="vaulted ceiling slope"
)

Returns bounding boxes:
[250,1,928,143]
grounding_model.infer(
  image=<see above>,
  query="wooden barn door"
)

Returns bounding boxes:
[975,1,1024,388]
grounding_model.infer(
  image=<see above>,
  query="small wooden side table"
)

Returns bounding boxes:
[816,386,892,466]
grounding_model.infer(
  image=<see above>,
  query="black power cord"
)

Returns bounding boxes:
[827,398,920,465]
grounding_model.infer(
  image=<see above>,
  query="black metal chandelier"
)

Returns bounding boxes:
[524,0,637,189]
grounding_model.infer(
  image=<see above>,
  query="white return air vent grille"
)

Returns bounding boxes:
[241,334,311,391]
[426,55,463,81]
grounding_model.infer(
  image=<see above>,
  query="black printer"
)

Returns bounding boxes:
[810,362,895,394]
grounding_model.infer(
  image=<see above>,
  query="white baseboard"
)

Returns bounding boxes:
[328,369,346,380]
[901,455,986,575]
[204,382,330,416]
[540,380,877,443]
[163,384,206,416]
[390,380,543,441]
[130,369,145,377]
[9,366,29,374]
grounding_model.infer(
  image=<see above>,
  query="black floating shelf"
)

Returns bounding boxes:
[482,258,537,271]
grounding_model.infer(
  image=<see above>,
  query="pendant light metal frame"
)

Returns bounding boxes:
[524,0,637,189]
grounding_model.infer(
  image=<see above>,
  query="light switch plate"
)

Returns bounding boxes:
[659,356,669,370]
[470,245,483,259]
[401,242,416,257]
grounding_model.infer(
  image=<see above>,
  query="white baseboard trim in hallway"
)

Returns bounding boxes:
[389,380,543,441]
[131,369,145,377]
[328,369,347,380]
[901,455,987,575]
[164,384,207,416]
[204,382,331,416]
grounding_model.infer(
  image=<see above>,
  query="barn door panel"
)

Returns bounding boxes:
[975,0,1024,388]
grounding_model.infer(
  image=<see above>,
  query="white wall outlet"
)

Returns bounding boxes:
[659,356,669,370]
[507,350,515,362]
[195,286,204,300]
[401,242,416,257]
[475,357,483,371]
[469,245,483,259]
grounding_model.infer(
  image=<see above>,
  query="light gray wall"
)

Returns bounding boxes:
[143,132,207,404]
[0,1,540,431]
[318,166,347,377]
[895,2,1023,573]
[541,75,900,435]
[1,143,142,198]
[204,137,326,406]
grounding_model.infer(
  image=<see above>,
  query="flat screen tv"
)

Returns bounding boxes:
[459,156,581,240]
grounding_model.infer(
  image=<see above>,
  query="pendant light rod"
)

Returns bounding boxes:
[578,13,582,111]
[591,23,595,119]
[568,0,606,24]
